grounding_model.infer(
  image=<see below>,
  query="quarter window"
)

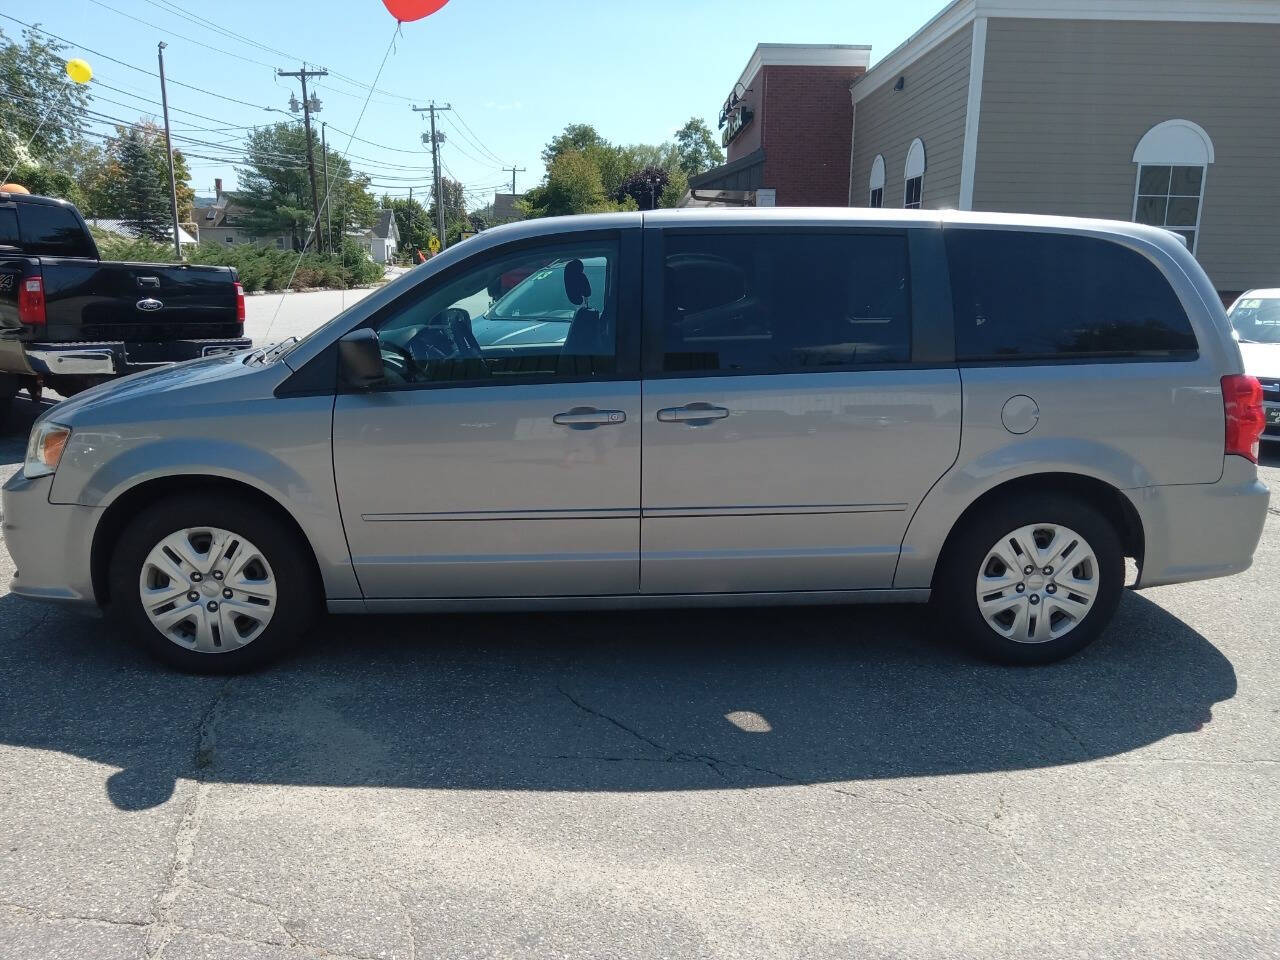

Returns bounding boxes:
[661,232,911,374]
[370,238,619,386]
[946,229,1198,362]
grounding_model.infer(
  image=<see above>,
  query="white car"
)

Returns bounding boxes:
[1227,289,1280,443]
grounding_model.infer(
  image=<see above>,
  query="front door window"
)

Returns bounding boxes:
[372,239,619,385]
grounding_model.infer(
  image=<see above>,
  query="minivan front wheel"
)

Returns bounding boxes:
[938,494,1123,664]
[109,494,316,672]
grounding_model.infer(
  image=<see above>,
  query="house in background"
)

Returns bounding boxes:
[491,192,525,225]
[87,217,198,248]
[846,0,1280,300]
[359,210,399,263]
[191,178,293,251]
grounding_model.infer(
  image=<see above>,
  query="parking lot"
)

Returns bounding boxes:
[1,311,1278,958]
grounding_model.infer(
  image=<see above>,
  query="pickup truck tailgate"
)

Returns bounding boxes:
[73,262,241,341]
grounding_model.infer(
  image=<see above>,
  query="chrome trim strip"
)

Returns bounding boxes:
[642,503,909,517]
[361,508,640,522]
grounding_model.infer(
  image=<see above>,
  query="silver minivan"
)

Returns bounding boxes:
[2,209,1269,672]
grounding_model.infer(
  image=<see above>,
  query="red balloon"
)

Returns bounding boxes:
[382,0,449,21]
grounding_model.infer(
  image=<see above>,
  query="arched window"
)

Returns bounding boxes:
[1132,120,1214,253]
[904,138,926,209]
[869,154,885,208]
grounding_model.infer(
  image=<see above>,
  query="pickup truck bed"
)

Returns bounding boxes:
[0,191,251,409]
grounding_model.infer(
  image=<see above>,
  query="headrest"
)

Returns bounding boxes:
[564,258,591,306]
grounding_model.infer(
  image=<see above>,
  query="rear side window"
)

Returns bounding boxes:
[17,203,95,258]
[0,208,19,247]
[946,229,1198,362]
[661,232,911,373]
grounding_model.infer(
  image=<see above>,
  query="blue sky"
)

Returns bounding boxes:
[11,0,948,207]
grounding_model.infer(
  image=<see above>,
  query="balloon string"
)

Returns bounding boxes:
[2,80,72,186]
[265,23,401,340]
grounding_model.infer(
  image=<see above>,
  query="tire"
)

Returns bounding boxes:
[935,492,1124,665]
[108,493,317,673]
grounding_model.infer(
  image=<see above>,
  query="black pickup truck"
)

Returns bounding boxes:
[0,190,251,415]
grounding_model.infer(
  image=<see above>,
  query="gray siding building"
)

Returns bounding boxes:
[848,0,1280,298]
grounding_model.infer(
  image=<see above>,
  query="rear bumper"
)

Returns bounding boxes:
[0,338,252,378]
[2,471,102,613]
[1128,456,1270,589]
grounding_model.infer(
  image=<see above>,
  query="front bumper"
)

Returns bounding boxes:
[1128,455,1271,589]
[2,470,102,613]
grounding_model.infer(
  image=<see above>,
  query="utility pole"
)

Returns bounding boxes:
[278,64,328,251]
[320,121,331,254]
[503,165,525,196]
[156,42,182,259]
[412,102,450,251]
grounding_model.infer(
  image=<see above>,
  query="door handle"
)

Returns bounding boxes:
[553,407,626,428]
[136,276,160,288]
[656,403,730,423]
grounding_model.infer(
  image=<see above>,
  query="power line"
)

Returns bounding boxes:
[450,107,508,165]
[86,0,277,70]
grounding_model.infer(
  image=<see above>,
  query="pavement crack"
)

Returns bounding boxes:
[988,687,1094,762]
[557,685,671,757]
[145,678,233,958]
[0,900,149,931]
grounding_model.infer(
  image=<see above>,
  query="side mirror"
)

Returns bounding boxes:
[339,328,384,386]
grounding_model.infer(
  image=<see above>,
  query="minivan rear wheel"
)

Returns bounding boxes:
[937,493,1124,665]
[109,493,316,673]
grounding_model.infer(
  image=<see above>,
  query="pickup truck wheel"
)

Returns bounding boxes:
[109,494,317,673]
[935,493,1124,665]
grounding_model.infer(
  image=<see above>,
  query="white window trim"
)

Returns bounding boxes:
[958,15,987,210]
[1130,119,1214,255]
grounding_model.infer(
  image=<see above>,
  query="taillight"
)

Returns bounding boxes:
[1222,374,1265,464]
[18,275,45,326]
[234,281,245,326]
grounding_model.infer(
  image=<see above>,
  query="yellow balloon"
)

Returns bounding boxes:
[65,59,92,85]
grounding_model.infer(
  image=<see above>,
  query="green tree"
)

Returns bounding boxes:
[426,177,467,239]
[541,123,609,166]
[522,149,630,218]
[0,27,92,199]
[83,122,194,229]
[237,123,374,250]
[112,127,171,242]
[674,117,724,176]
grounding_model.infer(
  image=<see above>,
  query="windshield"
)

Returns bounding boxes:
[486,257,607,321]
[1228,297,1280,343]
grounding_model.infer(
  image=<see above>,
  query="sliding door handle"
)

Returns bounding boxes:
[553,407,626,428]
[656,403,730,423]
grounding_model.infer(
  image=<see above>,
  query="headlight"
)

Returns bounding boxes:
[24,422,71,479]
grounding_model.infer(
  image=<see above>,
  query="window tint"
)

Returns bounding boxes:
[661,232,910,373]
[946,229,1198,362]
[0,208,18,247]
[17,203,94,258]
[371,238,618,385]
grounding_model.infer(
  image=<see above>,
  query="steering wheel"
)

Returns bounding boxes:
[380,341,422,381]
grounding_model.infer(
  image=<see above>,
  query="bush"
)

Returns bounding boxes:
[88,227,386,291]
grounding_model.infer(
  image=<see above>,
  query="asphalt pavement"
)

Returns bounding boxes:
[0,299,1277,957]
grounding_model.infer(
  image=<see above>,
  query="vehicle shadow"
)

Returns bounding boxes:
[0,590,1233,811]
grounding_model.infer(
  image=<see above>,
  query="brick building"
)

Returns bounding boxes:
[685,44,869,207]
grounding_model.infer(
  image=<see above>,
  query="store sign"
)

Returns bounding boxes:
[718,89,753,147]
